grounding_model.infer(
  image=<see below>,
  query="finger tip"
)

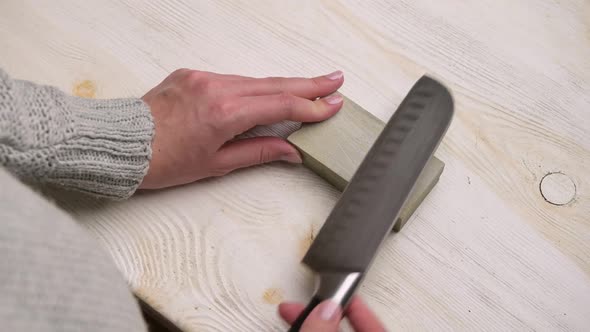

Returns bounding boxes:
[277,302,288,314]
[324,97,344,118]
[278,302,306,323]
[322,71,344,92]
[330,77,345,90]
[278,301,294,308]
[324,94,344,106]
[325,70,344,81]
[279,302,306,312]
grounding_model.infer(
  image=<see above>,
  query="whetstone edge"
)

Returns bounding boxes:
[288,95,445,232]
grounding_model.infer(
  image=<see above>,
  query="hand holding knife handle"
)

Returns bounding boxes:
[288,76,454,331]
[288,272,362,331]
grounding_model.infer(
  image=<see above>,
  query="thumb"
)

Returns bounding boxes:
[300,300,343,332]
[211,137,301,175]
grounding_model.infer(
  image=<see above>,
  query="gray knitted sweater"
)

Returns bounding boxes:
[0,68,154,199]
[0,68,153,331]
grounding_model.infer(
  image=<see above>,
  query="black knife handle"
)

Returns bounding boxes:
[287,296,322,332]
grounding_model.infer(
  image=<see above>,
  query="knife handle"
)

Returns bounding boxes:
[288,272,363,332]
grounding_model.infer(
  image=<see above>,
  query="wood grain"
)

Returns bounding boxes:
[1,0,589,331]
[287,95,445,231]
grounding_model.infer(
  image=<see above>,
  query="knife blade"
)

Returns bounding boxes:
[288,76,454,331]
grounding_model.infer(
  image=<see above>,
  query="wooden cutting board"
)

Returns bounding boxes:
[4,1,588,330]
[288,95,445,231]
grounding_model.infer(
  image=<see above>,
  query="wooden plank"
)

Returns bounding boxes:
[288,95,445,231]
[2,0,589,331]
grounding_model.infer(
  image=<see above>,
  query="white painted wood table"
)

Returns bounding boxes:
[1,1,589,331]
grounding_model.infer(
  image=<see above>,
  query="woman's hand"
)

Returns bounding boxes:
[139,69,344,189]
[279,297,386,332]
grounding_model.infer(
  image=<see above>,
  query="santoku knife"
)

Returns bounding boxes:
[288,76,454,331]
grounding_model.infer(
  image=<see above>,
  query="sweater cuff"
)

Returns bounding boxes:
[47,97,154,199]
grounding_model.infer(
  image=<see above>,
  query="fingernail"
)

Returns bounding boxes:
[281,153,302,163]
[325,70,343,80]
[325,94,343,105]
[317,300,341,321]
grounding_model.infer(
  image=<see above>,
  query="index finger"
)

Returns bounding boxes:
[228,71,345,99]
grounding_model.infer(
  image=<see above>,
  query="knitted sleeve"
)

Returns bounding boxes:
[0,69,155,199]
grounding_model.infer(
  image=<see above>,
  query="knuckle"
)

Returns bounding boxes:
[278,92,295,110]
[208,98,237,129]
[270,77,285,91]
[310,77,322,89]
[186,69,205,81]
[201,80,223,94]
[191,79,207,92]
[172,68,191,77]
[183,71,216,92]
[212,98,235,117]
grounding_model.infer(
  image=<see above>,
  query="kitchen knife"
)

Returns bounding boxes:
[288,76,454,331]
